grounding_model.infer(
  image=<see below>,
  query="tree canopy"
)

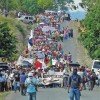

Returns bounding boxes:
[37,0,53,10]
[79,0,100,59]
[0,22,17,61]
[0,0,54,14]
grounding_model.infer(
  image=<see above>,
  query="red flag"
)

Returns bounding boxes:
[34,60,42,69]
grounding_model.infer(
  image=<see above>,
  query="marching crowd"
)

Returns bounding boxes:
[0,11,100,100]
[0,63,100,100]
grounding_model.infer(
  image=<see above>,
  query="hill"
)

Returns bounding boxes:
[0,15,30,61]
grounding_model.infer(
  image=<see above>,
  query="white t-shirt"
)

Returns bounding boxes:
[52,59,57,65]
[77,71,83,78]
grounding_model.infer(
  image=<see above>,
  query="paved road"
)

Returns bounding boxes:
[60,21,92,65]
[6,87,100,100]
[6,21,98,100]
[60,21,78,63]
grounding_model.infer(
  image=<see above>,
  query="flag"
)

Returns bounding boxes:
[28,30,33,51]
[28,38,33,46]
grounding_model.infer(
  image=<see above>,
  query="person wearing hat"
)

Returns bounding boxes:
[25,72,38,100]
[68,67,82,100]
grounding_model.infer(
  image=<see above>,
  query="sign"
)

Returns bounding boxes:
[16,55,34,66]
[43,72,63,78]
[41,72,63,85]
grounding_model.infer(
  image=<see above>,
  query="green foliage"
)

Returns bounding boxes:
[79,0,100,60]
[37,0,53,10]
[0,0,6,10]
[21,0,54,14]
[57,0,73,4]
[0,16,29,61]
[0,92,10,100]
[66,0,73,3]
[16,24,25,36]
[0,22,17,61]
[0,0,20,11]
[0,0,54,14]
[21,0,39,14]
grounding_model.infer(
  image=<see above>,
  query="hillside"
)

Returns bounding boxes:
[0,15,30,60]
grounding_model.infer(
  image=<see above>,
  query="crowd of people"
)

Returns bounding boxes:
[0,11,74,100]
[0,11,100,100]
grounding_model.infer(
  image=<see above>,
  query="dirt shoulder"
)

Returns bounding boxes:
[69,21,92,66]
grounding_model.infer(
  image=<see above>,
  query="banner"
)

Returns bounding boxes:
[41,72,63,85]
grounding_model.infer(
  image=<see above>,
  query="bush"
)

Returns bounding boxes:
[0,16,29,61]
[79,1,100,60]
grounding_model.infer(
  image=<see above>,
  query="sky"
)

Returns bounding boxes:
[67,0,87,20]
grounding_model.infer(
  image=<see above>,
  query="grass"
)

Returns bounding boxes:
[0,92,10,100]
[0,15,30,57]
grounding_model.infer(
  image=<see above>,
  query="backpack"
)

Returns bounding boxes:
[71,75,80,88]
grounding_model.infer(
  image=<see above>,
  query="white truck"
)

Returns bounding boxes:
[92,60,100,74]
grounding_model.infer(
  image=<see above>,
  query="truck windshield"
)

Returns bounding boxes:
[93,61,100,69]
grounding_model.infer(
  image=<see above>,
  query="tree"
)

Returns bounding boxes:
[57,0,73,5]
[0,22,17,61]
[0,0,6,10]
[0,0,20,11]
[79,0,100,59]
[0,0,54,14]
[20,0,38,14]
[37,0,53,10]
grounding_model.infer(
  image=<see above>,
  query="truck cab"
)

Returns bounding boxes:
[92,60,100,74]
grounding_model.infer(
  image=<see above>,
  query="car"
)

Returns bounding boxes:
[0,62,9,71]
[92,60,100,74]
[17,15,35,24]
[63,14,71,21]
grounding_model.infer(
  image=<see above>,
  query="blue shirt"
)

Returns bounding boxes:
[20,74,26,84]
[68,74,81,89]
[25,77,38,93]
[0,76,3,82]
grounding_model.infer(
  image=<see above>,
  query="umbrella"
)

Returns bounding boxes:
[69,63,80,67]
[36,51,45,59]
[21,61,32,67]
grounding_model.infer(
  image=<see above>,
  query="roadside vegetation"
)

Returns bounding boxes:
[0,0,57,62]
[0,0,99,61]
[79,0,100,60]
[0,0,54,14]
[0,16,29,61]
[0,92,9,100]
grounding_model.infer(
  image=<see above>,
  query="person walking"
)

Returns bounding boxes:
[89,70,96,91]
[25,72,38,100]
[0,73,4,92]
[20,72,27,95]
[67,52,72,63]
[68,67,82,100]
[13,72,20,92]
